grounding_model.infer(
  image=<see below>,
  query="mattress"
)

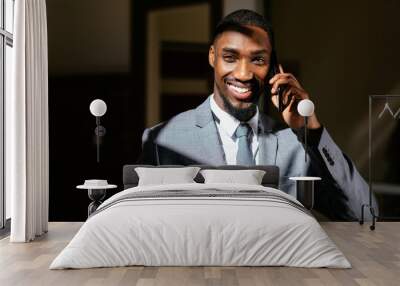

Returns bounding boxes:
[50,183,350,269]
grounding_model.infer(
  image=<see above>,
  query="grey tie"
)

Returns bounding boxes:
[235,123,255,165]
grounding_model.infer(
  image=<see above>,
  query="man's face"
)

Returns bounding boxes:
[209,26,271,121]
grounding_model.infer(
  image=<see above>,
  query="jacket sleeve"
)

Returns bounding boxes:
[294,127,378,221]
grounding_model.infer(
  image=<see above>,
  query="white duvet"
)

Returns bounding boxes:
[50,183,351,269]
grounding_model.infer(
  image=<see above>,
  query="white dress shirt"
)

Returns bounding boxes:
[210,94,259,164]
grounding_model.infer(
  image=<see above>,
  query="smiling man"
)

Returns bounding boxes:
[210,25,269,123]
[140,9,376,221]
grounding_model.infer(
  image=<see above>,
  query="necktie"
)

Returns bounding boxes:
[235,123,254,165]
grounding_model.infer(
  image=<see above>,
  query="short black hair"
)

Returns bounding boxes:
[213,9,274,48]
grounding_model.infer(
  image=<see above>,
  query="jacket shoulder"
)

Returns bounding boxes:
[147,108,198,133]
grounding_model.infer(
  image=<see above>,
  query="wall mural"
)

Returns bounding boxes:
[370,95,400,219]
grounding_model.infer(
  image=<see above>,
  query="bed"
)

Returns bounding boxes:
[50,165,350,269]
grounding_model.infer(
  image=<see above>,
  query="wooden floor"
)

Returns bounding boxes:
[0,222,399,286]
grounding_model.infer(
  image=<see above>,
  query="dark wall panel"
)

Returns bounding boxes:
[49,75,143,221]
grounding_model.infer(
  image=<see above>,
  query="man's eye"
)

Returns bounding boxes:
[223,55,236,62]
[253,57,266,65]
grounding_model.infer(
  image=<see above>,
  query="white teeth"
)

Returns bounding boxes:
[227,83,250,94]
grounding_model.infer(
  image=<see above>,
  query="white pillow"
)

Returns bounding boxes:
[135,167,201,186]
[200,169,266,185]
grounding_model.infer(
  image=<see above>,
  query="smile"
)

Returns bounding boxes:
[226,82,253,100]
[227,83,250,93]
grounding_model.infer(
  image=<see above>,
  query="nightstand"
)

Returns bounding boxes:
[77,180,117,217]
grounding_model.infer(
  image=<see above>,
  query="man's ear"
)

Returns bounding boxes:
[209,45,215,68]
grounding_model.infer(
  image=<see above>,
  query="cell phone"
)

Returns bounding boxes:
[268,51,287,112]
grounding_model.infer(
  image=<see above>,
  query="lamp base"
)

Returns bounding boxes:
[87,189,106,216]
[360,203,377,231]
[289,176,321,210]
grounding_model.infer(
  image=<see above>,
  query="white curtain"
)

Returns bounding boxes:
[6,0,49,242]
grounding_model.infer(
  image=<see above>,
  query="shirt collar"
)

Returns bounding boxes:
[210,94,259,138]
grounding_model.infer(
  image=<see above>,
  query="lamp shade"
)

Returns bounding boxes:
[89,99,107,117]
[297,99,314,117]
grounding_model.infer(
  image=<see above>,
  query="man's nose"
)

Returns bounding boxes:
[233,59,253,81]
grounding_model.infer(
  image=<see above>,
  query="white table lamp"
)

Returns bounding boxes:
[90,99,107,117]
[89,99,107,162]
[297,99,315,163]
[291,99,321,210]
[298,99,314,117]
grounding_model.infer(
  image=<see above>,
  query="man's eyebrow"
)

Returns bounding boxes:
[221,47,270,55]
[250,49,269,55]
[222,47,239,54]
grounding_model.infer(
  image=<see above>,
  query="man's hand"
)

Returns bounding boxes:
[269,65,321,130]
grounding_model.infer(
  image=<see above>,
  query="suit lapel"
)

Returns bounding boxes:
[194,96,226,165]
[196,122,226,165]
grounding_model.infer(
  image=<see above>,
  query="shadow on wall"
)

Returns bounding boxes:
[347,83,400,219]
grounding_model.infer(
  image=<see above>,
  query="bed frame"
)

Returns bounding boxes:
[122,165,280,190]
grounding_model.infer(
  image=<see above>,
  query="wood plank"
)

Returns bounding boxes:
[0,222,399,286]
